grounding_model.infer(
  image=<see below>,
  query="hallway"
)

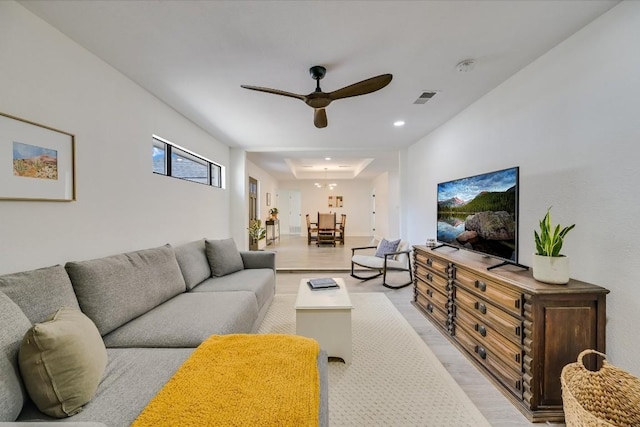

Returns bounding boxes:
[270,234,375,271]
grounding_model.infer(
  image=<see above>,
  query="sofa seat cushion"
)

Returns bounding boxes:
[0,265,80,324]
[102,292,259,348]
[191,268,275,311]
[18,348,193,426]
[19,308,107,418]
[173,239,211,290]
[0,291,32,422]
[352,254,407,270]
[65,244,186,336]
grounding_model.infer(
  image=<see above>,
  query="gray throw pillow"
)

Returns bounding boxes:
[375,238,401,258]
[205,238,244,277]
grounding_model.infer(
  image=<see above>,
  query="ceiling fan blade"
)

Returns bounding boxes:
[240,85,305,101]
[329,74,393,100]
[314,108,328,128]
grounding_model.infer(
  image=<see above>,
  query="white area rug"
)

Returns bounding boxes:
[258,293,491,427]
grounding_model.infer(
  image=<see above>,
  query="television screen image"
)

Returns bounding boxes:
[437,167,519,262]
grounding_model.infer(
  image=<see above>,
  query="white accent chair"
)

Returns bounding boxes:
[350,239,413,289]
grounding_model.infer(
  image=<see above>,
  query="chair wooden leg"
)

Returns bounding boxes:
[350,260,383,280]
[351,262,414,289]
[381,270,413,289]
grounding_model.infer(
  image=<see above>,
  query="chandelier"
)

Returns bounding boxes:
[314,168,337,190]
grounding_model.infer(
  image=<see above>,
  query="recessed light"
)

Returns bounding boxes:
[393,120,405,127]
[325,157,331,161]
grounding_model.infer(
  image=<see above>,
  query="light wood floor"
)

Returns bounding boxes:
[269,235,564,426]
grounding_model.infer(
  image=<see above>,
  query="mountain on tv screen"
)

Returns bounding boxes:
[437,167,519,262]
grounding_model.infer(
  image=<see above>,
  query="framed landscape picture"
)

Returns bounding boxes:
[0,112,75,201]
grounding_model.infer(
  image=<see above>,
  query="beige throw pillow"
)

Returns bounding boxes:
[19,307,107,418]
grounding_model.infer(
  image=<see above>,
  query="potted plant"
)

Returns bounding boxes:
[269,207,279,220]
[248,219,266,250]
[532,207,575,284]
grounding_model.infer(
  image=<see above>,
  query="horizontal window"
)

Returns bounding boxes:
[152,135,224,188]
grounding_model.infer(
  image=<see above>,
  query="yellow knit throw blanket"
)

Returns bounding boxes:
[132,334,320,427]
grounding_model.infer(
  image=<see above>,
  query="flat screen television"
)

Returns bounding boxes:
[436,166,520,267]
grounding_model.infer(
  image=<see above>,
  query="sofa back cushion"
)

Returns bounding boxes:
[174,239,211,290]
[65,244,186,336]
[0,291,32,421]
[0,265,80,324]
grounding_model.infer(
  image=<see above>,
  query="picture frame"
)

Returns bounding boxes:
[266,192,271,206]
[0,112,75,201]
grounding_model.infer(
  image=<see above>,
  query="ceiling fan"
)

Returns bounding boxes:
[241,66,392,128]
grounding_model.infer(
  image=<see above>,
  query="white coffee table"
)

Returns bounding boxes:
[295,278,353,364]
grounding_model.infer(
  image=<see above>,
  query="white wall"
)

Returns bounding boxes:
[0,2,232,274]
[279,179,374,237]
[403,1,640,375]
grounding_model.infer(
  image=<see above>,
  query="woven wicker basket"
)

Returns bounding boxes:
[561,349,640,427]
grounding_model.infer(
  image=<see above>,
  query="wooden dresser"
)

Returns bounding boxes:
[412,245,609,423]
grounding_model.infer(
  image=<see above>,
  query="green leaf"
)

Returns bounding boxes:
[533,207,574,257]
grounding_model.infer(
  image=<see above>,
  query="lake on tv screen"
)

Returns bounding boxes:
[437,168,517,261]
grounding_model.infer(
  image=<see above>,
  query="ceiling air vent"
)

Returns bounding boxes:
[414,91,438,105]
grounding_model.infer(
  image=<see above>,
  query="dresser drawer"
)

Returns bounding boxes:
[416,280,448,309]
[415,252,450,276]
[416,266,450,295]
[455,307,522,372]
[415,293,449,331]
[455,326,523,398]
[455,286,523,343]
[454,267,523,316]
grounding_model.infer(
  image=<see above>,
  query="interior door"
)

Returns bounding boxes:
[288,190,301,235]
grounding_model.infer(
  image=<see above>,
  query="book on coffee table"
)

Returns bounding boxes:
[307,278,339,290]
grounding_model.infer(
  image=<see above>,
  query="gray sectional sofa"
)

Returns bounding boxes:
[0,238,328,426]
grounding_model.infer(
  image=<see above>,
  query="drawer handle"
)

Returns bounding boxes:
[426,273,433,282]
[426,303,433,313]
[478,347,487,360]
[427,289,433,297]
[474,302,487,314]
[475,280,487,292]
[515,353,521,363]
[426,259,433,267]
[477,324,487,337]
[515,326,521,336]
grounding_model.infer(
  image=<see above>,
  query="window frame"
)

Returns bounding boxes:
[152,135,224,189]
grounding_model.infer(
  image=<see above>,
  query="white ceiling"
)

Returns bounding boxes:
[20,0,618,180]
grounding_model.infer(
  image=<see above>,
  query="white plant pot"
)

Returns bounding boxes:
[532,254,570,285]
